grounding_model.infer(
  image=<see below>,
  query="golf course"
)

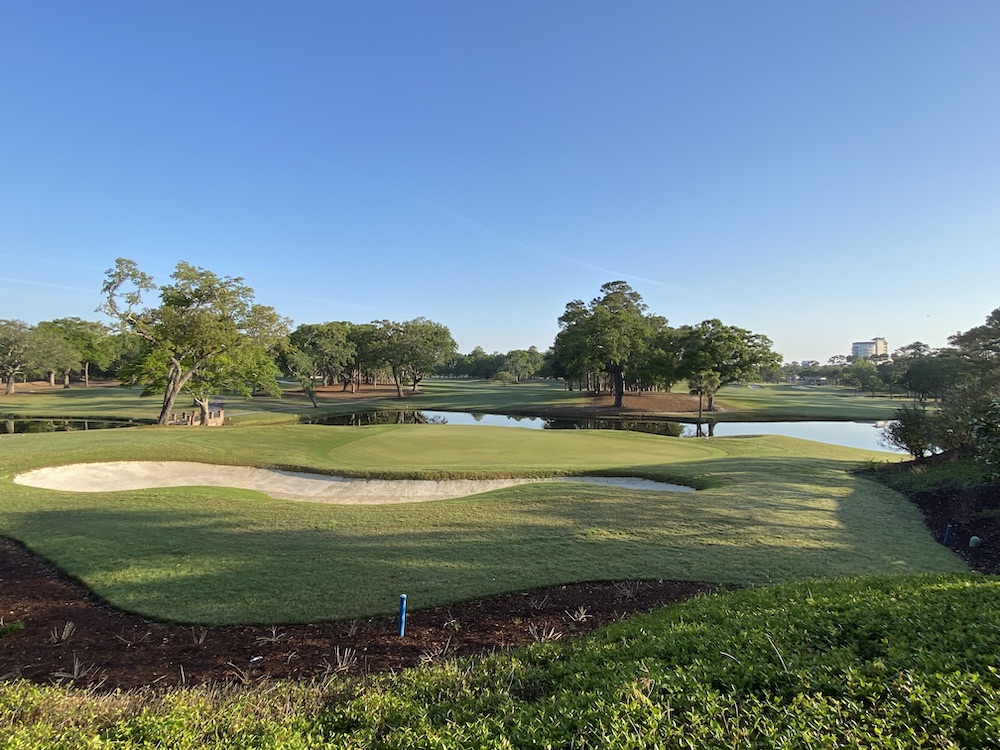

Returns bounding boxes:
[2,379,997,747]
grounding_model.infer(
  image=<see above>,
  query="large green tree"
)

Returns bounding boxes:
[0,320,32,395]
[0,320,82,393]
[374,318,457,397]
[100,258,289,425]
[344,322,385,392]
[555,281,664,407]
[677,319,779,411]
[36,317,113,386]
[27,326,81,388]
[502,347,544,383]
[289,322,355,387]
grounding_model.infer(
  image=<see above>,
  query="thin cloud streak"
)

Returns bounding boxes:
[0,254,105,271]
[403,193,704,297]
[0,277,94,294]
[255,288,381,313]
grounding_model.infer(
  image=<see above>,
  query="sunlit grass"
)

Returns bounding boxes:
[712,382,922,420]
[0,425,958,624]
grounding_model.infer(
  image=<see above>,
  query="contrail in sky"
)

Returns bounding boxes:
[255,288,381,313]
[0,253,104,271]
[400,193,704,297]
[0,277,93,294]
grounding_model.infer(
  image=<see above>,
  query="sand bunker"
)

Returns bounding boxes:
[13,461,692,505]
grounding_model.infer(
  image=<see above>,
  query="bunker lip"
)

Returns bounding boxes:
[13,461,693,503]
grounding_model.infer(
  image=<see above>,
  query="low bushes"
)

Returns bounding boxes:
[4,574,999,748]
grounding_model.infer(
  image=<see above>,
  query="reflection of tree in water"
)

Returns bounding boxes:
[542,419,685,437]
[310,411,446,426]
[310,412,687,436]
[1,419,136,434]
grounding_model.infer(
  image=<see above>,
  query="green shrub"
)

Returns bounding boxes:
[973,398,1000,480]
[5,575,999,748]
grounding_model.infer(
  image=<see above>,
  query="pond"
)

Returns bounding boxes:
[0,418,140,434]
[310,411,902,453]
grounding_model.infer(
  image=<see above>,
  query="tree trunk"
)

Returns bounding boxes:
[392,367,404,398]
[83,362,90,387]
[157,363,186,425]
[5,376,15,395]
[194,397,210,427]
[48,371,56,387]
[611,368,625,408]
[62,370,71,388]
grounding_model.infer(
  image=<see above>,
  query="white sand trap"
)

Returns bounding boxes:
[13,461,692,504]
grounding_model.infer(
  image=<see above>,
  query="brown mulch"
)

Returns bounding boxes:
[0,537,721,690]
[903,483,1000,576]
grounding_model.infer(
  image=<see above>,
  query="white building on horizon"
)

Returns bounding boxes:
[851,337,887,359]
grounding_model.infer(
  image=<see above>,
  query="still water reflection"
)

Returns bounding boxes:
[310,411,901,453]
[1,419,138,434]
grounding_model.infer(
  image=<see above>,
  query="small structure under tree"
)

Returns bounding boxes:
[100,258,289,425]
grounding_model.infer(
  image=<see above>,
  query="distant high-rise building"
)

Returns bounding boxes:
[851,337,887,359]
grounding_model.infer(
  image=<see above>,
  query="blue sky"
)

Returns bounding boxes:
[2,2,998,363]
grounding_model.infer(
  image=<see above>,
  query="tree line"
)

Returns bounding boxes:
[26,259,984,431]
[872,309,1000,460]
[550,281,781,416]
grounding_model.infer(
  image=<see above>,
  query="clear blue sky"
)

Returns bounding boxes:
[2,1,998,364]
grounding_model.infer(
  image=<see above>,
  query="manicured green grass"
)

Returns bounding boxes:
[0,424,960,624]
[712,382,921,421]
[0,378,917,426]
[4,574,998,748]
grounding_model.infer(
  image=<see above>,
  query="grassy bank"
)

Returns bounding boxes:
[0,425,960,624]
[3,574,997,748]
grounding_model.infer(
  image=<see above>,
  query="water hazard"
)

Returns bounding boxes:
[309,411,901,453]
[0,418,140,434]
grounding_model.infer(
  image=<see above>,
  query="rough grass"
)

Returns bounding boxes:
[0,425,960,624]
[3,574,998,748]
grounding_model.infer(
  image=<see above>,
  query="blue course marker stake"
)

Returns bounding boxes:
[943,524,953,547]
[399,594,407,637]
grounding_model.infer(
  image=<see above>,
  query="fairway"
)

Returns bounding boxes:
[0,423,963,624]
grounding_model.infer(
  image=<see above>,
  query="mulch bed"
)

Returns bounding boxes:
[0,537,721,690]
[903,483,1000,575]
